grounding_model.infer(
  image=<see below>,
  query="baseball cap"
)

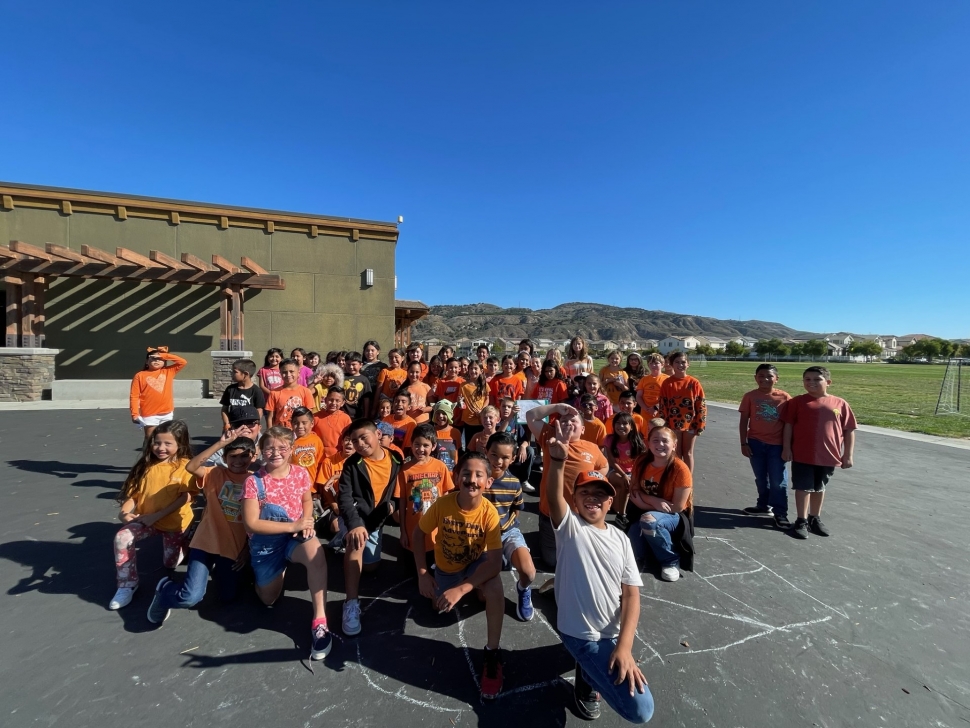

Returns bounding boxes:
[574,470,615,497]
[228,405,260,426]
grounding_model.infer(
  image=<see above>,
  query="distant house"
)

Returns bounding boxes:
[659,335,700,354]
[730,336,758,348]
[417,338,442,350]
[701,336,728,351]
[489,337,517,353]
[823,333,854,356]
[640,339,660,351]
[589,340,619,352]
[534,338,557,351]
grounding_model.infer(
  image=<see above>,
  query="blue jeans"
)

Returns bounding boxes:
[628,512,681,568]
[748,438,788,516]
[157,548,240,609]
[508,446,535,485]
[561,633,655,723]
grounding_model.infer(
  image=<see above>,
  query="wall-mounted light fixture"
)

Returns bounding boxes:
[364,268,374,287]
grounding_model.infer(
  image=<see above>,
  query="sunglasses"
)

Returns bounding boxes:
[233,420,259,428]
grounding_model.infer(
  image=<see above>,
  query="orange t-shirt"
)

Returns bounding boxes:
[598,367,629,406]
[606,412,647,437]
[316,452,347,505]
[631,456,693,513]
[363,449,395,504]
[433,377,465,403]
[188,465,249,560]
[459,382,489,425]
[129,353,188,418]
[739,388,791,446]
[489,375,524,406]
[388,414,416,450]
[636,374,669,409]
[394,457,455,552]
[312,409,352,457]
[265,386,314,429]
[291,433,324,484]
[538,427,608,518]
[658,375,707,432]
[534,379,568,404]
[406,381,432,423]
[378,367,408,399]
[580,417,607,447]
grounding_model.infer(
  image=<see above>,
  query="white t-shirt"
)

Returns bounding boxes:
[554,510,642,641]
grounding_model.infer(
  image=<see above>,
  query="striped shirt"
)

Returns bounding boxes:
[484,471,524,532]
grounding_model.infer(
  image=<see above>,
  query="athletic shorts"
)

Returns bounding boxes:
[433,554,488,597]
[135,412,173,428]
[791,462,835,492]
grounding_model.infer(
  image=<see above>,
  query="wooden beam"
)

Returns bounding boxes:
[240,256,268,275]
[20,274,35,347]
[1,195,13,211]
[219,286,230,351]
[180,253,214,272]
[61,200,72,215]
[45,244,87,264]
[211,255,240,275]
[81,245,121,265]
[149,250,186,270]
[116,247,162,269]
[9,241,53,262]
[117,205,127,220]
[0,245,24,261]
[4,275,20,347]
[170,211,180,225]
[230,285,243,351]
[32,276,46,348]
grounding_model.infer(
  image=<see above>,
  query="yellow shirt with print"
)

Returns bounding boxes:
[134,459,196,532]
[418,492,501,574]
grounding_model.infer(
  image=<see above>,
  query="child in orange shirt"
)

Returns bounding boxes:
[578,394,607,447]
[484,356,500,384]
[265,359,315,429]
[129,346,187,443]
[535,360,569,404]
[396,423,455,563]
[388,390,417,453]
[149,431,257,623]
[599,351,629,409]
[458,360,490,443]
[404,361,432,423]
[316,430,355,542]
[636,353,668,418]
[489,356,524,406]
[405,343,429,381]
[376,348,407,400]
[424,355,445,392]
[657,352,706,471]
[290,407,325,484]
[313,387,353,457]
[110,420,194,611]
[431,358,464,404]
[606,391,647,438]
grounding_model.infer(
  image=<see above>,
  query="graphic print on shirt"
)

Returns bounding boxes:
[345,379,365,406]
[755,401,781,422]
[146,372,167,393]
[216,477,245,522]
[439,516,486,567]
[409,475,442,515]
[292,444,317,469]
[435,441,457,470]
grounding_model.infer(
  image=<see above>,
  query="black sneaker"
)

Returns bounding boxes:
[773,514,792,529]
[574,663,601,720]
[742,506,772,515]
[146,577,172,624]
[613,514,631,532]
[310,622,333,660]
[809,515,830,537]
[791,518,809,539]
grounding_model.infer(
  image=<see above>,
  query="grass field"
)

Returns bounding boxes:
[593,359,970,439]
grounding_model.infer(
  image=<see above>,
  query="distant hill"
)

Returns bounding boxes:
[412,302,820,342]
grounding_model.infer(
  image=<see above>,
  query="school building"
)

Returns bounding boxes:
[0,181,427,401]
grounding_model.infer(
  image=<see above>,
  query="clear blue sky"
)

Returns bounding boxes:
[3,2,968,337]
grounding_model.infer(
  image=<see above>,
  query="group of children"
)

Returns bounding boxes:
[119,336,857,723]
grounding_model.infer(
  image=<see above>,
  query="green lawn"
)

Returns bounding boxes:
[592,359,970,438]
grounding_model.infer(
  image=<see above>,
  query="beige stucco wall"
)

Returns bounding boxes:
[0,203,396,381]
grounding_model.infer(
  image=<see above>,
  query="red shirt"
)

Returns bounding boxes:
[433,377,465,403]
[489,375,524,406]
[781,394,857,467]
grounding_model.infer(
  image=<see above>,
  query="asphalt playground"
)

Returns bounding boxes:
[1,404,968,728]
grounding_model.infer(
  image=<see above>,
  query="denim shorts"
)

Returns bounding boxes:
[250,533,302,587]
[362,527,383,565]
[433,554,487,596]
[501,526,528,569]
[791,462,835,492]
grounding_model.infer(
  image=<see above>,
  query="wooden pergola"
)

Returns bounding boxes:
[394,299,430,348]
[2,240,284,350]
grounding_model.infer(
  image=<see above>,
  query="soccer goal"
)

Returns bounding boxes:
[935,358,967,415]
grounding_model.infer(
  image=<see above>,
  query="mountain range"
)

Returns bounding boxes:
[412,303,821,342]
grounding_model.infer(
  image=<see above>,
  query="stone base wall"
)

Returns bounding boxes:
[0,349,60,402]
[211,351,253,397]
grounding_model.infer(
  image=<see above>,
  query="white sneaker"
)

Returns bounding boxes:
[521,482,536,495]
[342,599,362,636]
[108,586,138,610]
[660,567,681,582]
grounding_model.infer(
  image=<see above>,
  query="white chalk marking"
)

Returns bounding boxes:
[694,571,767,617]
[494,677,570,699]
[634,629,664,664]
[701,566,765,578]
[703,536,849,619]
[363,577,414,614]
[454,607,479,691]
[535,608,561,640]
[353,640,461,713]
[311,706,335,718]
[665,617,832,658]
[639,592,776,630]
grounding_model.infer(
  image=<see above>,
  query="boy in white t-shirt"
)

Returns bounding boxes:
[546,421,654,723]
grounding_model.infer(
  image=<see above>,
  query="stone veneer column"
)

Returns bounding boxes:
[210,350,253,397]
[0,348,60,402]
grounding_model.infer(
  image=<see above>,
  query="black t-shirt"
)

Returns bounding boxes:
[220,383,266,420]
[361,361,387,391]
[342,374,373,419]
